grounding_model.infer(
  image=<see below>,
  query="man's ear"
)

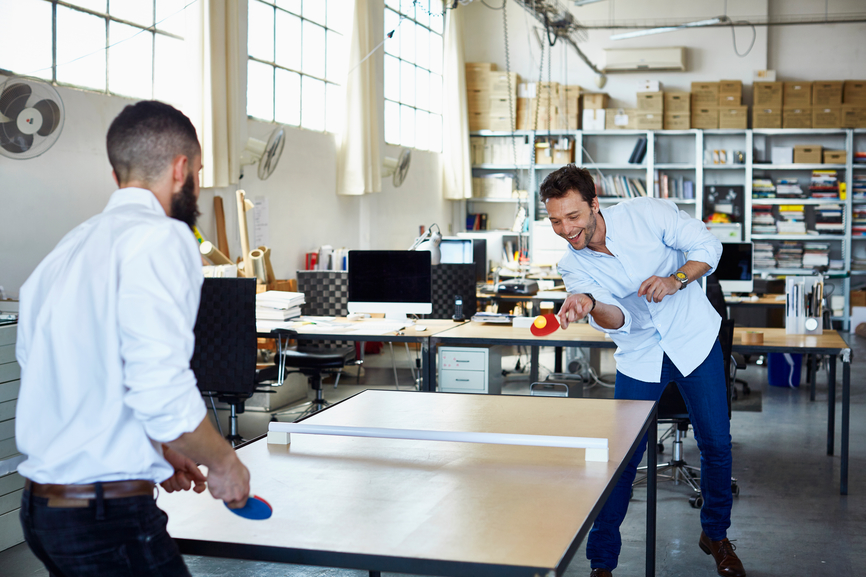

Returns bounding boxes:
[170,154,189,192]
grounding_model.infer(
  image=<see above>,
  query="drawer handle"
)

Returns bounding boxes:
[456,360,471,363]
[455,379,470,382]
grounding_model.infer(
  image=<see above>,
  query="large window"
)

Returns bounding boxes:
[384,0,443,152]
[0,0,186,103]
[247,0,348,133]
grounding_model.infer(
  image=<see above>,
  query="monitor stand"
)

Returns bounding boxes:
[385,312,409,322]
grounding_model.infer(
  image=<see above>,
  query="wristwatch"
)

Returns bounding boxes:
[672,270,688,290]
[584,292,597,312]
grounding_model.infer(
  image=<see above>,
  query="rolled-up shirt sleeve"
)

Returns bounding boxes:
[117,221,206,443]
[652,199,722,275]
[558,260,632,335]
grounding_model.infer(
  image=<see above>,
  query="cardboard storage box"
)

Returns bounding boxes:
[752,107,782,129]
[636,91,664,112]
[841,105,866,128]
[783,107,812,129]
[812,106,842,128]
[467,89,491,112]
[605,108,637,130]
[843,80,866,105]
[719,80,743,96]
[784,82,812,107]
[823,150,847,164]
[754,82,783,107]
[812,81,843,106]
[583,93,609,109]
[582,108,605,130]
[468,111,490,132]
[489,72,520,96]
[664,113,690,130]
[691,107,719,129]
[635,111,663,130]
[793,145,822,164]
[519,81,560,100]
[719,93,742,106]
[851,289,866,312]
[466,62,495,87]
[719,106,748,129]
[665,92,690,113]
[488,97,517,117]
[691,82,720,106]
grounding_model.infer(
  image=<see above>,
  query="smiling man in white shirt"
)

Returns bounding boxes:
[15,101,250,577]
[540,165,745,577]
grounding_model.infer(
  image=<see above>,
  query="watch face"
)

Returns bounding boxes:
[675,271,688,282]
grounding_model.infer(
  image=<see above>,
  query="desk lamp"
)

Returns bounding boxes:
[409,223,441,265]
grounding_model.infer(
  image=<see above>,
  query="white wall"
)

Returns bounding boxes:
[461,0,865,106]
[0,0,451,297]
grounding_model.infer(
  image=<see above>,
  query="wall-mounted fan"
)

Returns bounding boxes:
[240,125,285,180]
[382,148,411,187]
[0,77,64,160]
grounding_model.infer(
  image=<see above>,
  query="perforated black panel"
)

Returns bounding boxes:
[426,264,477,319]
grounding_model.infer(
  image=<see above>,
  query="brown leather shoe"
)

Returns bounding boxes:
[590,569,612,577]
[699,531,746,577]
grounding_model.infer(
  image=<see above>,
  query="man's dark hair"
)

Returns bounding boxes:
[106,101,200,186]
[538,164,597,205]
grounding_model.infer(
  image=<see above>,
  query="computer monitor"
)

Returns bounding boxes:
[347,250,432,319]
[716,242,753,294]
[439,237,488,282]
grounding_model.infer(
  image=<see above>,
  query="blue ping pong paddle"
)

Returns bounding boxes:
[225,495,272,520]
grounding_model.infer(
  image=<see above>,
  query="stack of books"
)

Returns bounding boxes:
[256,291,305,321]
[754,241,776,269]
[812,204,845,235]
[855,151,866,165]
[752,205,776,235]
[776,178,804,198]
[597,174,647,198]
[852,175,866,201]
[809,170,839,199]
[853,256,866,271]
[752,178,776,199]
[776,204,806,234]
[775,241,804,269]
[802,243,831,268]
[853,207,866,236]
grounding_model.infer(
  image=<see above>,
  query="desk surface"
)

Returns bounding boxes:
[733,327,850,355]
[260,318,463,341]
[477,290,568,301]
[433,320,615,348]
[725,294,786,306]
[159,390,655,577]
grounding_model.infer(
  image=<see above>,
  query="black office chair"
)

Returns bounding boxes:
[191,278,260,446]
[633,319,739,508]
[707,274,749,399]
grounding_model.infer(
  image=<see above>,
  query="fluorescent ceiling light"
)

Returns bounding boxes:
[574,0,606,6]
[609,17,725,40]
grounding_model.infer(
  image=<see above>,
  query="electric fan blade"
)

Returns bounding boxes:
[33,99,61,136]
[0,122,33,154]
[0,83,32,118]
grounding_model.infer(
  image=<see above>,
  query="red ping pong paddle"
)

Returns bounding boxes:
[225,495,272,520]
[530,314,560,337]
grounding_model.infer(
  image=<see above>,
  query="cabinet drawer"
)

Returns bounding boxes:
[439,348,487,371]
[439,370,486,392]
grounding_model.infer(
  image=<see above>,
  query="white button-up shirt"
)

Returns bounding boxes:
[557,197,723,381]
[16,188,206,484]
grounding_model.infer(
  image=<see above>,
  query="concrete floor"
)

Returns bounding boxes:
[3,337,864,577]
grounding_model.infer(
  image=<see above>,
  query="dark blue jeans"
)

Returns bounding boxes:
[587,340,733,571]
[20,486,191,577]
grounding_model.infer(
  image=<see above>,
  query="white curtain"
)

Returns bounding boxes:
[186,0,246,188]
[336,0,381,196]
[441,4,471,200]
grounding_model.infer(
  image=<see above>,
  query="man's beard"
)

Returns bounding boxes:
[170,173,200,229]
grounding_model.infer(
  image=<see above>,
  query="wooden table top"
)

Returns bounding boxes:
[725,294,786,306]
[158,390,655,576]
[433,320,615,348]
[260,318,464,341]
[733,327,850,354]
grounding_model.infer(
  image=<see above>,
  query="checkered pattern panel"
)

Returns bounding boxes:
[297,271,350,350]
[425,264,477,319]
[191,278,258,395]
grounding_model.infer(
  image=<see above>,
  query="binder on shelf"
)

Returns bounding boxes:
[628,137,647,164]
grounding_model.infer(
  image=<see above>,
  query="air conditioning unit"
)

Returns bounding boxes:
[603,47,686,72]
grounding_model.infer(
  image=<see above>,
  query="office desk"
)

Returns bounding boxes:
[259,318,465,390]
[431,322,854,495]
[732,328,852,494]
[158,390,660,577]
[476,290,567,314]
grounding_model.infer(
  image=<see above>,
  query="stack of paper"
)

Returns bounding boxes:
[256,291,305,321]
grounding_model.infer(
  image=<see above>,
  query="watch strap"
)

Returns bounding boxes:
[584,293,597,312]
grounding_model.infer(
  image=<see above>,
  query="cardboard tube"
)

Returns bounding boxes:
[200,241,233,266]
[250,249,267,283]
[236,190,254,278]
[259,246,276,285]
[214,196,230,259]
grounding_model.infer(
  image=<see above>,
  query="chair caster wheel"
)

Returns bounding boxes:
[689,495,703,509]
[657,442,665,454]
[731,482,740,496]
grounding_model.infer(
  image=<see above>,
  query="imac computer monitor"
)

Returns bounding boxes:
[347,250,432,318]
[439,237,488,282]
[716,242,753,294]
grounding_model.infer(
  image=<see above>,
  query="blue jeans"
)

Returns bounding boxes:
[587,340,733,571]
[20,486,191,577]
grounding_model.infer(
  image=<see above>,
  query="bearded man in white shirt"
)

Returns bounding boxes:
[16,101,250,577]
[540,165,746,577]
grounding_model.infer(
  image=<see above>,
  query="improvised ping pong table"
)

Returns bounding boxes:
[158,390,658,577]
